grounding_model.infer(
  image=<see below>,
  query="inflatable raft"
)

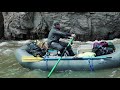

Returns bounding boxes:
[14,44,120,71]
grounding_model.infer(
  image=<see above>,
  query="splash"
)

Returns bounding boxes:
[17,40,31,45]
[0,42,8,47]
[2,49,14,55]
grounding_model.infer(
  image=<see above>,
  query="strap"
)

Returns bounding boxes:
[88,59,94,71]
[46,59,49,71]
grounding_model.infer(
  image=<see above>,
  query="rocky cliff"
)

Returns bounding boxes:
[0,12,4,39]
[1,12,120,41]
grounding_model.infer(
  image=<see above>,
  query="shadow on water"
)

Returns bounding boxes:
[0,40,120,78]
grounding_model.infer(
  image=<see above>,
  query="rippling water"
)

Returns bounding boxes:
[1,39,120,78]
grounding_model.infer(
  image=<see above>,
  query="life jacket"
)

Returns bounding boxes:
[93,41,108,49]
[99,41,108,47]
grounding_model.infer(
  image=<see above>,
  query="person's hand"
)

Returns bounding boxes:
[71,34,76,38]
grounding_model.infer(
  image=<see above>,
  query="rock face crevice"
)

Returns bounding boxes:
[0,12,4,39]
[1,12,120,41]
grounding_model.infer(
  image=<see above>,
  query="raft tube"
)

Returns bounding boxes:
[14,44,120,71]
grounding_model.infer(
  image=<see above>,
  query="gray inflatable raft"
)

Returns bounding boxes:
[14,44,120,71]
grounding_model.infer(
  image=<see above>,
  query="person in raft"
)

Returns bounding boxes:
[47,20,76,56]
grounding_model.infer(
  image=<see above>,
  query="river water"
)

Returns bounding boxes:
[1,39,120,78]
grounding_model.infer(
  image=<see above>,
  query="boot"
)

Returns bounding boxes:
[67,46,75,56]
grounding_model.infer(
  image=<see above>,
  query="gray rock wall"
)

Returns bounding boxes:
[0,12,4,39]
[1,12,120,41]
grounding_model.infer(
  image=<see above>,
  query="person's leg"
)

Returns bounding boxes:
[67,46,75,56]
[50,42,64,55]
[59,41,75,56]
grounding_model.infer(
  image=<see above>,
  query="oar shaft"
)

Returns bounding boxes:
[47,56,62,77]
[47,37,74,78]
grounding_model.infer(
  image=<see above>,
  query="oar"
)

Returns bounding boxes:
[22,56,43,62]
[47,37,74,78]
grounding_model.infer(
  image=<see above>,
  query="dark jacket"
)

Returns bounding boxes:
[47,27,71,46]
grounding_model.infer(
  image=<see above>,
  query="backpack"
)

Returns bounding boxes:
[92,41,114,56]
[26,42,46,57]
[107,42,116,51]
[92,42,102,56]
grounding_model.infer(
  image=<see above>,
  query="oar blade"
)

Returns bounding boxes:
[22,56,43,62]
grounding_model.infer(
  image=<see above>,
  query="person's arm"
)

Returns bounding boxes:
[54,30,71,38]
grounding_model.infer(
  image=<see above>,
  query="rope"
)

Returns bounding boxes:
[44,52,49,71]
[88,57,94,71]
[46,59,48,71]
